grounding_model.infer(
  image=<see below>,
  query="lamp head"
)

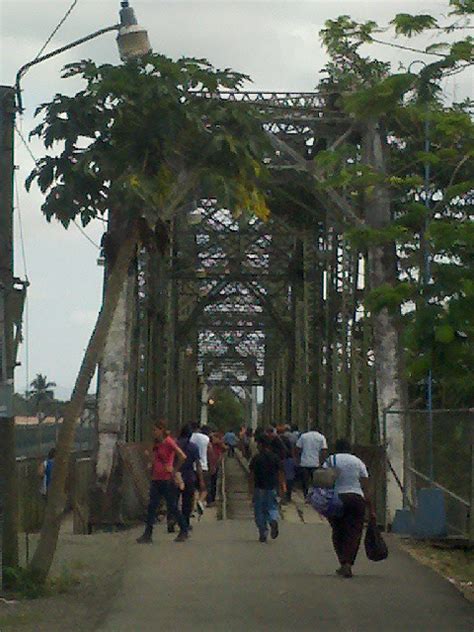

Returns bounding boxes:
[117,1,152,61]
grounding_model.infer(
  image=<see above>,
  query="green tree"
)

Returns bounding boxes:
[207,388,246,431]
[12,393,32,416]
[26,54,270,582]
[264,1,473,516]
[28,374,56,416]
[314,3,474,408]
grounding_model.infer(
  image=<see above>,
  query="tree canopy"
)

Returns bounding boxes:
[207,388,246,431]
[27,54,271,231]
[315,4,474,407]
[27,374,57,416]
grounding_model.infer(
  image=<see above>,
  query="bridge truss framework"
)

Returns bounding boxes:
[96,91,376,449]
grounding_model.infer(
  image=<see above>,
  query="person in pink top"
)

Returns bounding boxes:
[137,421,188,544]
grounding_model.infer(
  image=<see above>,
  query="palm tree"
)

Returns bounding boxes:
[28,374,57,417]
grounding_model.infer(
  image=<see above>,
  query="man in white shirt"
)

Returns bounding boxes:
[296,426,328,497]
[190,422,211,507]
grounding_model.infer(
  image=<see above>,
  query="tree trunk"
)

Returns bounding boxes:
[362,121,408,523]
[96,260,136,491]
[29,226,140,582]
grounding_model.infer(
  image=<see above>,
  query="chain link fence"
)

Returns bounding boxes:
[386,408,474,539]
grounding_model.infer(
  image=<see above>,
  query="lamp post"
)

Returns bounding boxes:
[15,1,151,111]
[0,1,151,584]
[408,59,434,484]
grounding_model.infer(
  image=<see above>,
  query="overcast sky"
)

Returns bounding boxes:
[0,0,471,399]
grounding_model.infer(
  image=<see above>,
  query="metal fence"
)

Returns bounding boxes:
[15,421,95,458]
[386,408,474,539]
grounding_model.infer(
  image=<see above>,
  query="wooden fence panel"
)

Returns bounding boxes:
[73,458,94,534]
[17,457,45,533]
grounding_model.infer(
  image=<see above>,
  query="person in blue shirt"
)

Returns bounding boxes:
[223,429,238,457]
[39,447,56,497]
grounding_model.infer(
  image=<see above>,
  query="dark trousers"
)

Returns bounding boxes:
[180,482,196,530]
[227,445,235,457]
[301,467,315,497]
[328,493,366,566]
[208,471,218,503]
[145,479,187,535]
[285,478,294,502]
[253,488,279,536]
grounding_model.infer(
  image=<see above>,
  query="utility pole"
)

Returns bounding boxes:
[0,85,19,578]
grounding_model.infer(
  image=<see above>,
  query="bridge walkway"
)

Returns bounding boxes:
[96,457,473,631]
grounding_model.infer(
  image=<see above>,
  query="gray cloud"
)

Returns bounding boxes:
[1,0,470,396]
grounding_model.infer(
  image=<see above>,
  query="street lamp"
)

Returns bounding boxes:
[15,1,151,111]
[1,0,151,584]
[117,1,152,62]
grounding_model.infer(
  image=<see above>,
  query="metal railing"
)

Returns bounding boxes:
[385,408,474,540]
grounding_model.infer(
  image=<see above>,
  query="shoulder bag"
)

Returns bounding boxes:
[307,456,343,519]
[313,454,339,489]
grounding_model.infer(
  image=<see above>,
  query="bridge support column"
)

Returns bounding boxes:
[363,120,408,522]
[96,261,136,488]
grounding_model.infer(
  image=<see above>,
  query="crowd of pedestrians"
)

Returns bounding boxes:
[134,417,374,579]
[246,422,373,578]
[136,421,225,544]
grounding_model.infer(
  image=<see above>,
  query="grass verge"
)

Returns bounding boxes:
[400,540,474,602]
[2,565,80,600]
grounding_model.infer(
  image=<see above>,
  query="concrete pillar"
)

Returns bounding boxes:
[96,268,135,487]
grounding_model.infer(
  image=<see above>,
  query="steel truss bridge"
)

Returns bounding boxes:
[98,90,376,445]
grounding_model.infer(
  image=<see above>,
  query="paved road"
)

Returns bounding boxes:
[97,473,473,631]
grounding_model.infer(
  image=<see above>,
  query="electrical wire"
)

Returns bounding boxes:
[370,37,446,58]
[15,123,38,165]
[33,0,80,63]
[14,171,29,282]
[13,170,30,395]
[72,220,101,250]
[15,122,101,250]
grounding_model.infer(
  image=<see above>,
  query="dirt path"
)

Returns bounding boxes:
[0,523,129,632]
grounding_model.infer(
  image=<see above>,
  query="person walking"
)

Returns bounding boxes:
[277,430,295,503]
[39,447,56,498]
[137,421,189,544]
[324,438,372,578]
[241,427,252,459]
[249,435,282,543]
[207,431,225,505]
[248,428,259,459]
[288,424,300,447]
[190,422,211,508]
[296,424,328,497]
[177,425,205,533]
[224,429,238,457]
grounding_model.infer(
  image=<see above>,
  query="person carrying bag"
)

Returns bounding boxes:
[312,455,339,489]
[307,454,343,519]
[364,513,389,562]
[318,439,373,579]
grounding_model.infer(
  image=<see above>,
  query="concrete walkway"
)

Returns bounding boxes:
[97,517,473,631]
